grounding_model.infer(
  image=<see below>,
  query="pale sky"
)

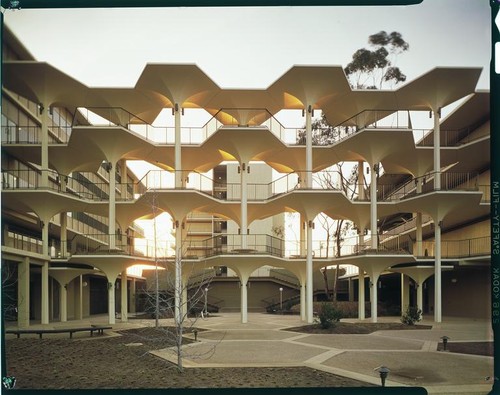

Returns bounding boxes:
[3,0,491,90]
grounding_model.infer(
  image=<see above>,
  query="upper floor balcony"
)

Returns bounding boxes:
[2,106,489,149]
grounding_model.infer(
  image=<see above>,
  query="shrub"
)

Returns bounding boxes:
[316,303,343,329]
[401,306,422,325]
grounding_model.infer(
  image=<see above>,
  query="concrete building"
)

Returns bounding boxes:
[1,25,490,328]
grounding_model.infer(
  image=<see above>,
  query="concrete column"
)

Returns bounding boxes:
[300,215,306,255]
[130,278,136,314]
[306,220,314,323]
[40,103,49,187]
[358,161,365,200]
[120,159,128,198]
[435,220,442,322]
[121,270,128,322]
[305,105,313,189]
[174,221,183,325]
[174,104,183,188]
[400,274,410,315]
[300,282,306,321]
[348,277,354,302]
[182,279,188,321]
[60,282,68,322]
[358,271,365,320]
[370,164,378,249]
[77,275,83,320]
[108,278,117,325]
[370,274,379,323]
[240,162,248,249]
[240,277,248,324]
[433,108,441,190]
[60,212,67,257]
[41,261,49,324]
[416,213,423,256]
[417,281,424,313]
[41,219,49,257]
[108,161,117,250]
[18,257,30,328]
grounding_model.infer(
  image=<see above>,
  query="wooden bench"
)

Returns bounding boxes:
[5,325,112,339]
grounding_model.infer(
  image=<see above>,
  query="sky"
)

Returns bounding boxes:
[3,0,492,90]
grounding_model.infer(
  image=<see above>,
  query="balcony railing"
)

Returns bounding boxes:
[418,236,490,258]
[372,171,479,201]
[1,169,111,201]
[1,125,72,145]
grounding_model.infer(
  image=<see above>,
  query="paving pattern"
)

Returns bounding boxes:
[149,313,494,395]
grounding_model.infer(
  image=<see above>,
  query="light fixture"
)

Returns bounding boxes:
[374,366,390,387]
[441,336,450,351]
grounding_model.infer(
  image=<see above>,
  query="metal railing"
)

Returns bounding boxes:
[371,171,479,201]
[414,126,488,147]
[1,125,72,144]
[1,169,111,201]
[418,236,490,258]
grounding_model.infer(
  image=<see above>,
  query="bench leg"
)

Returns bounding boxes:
[39,333,42,339]
[69,332,73,339]
[90,331,93,337]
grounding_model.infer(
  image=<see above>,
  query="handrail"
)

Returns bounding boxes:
[418,235,490,258]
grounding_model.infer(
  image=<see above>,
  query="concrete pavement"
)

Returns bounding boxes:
[148,313,494,395]
[7,312,495,394]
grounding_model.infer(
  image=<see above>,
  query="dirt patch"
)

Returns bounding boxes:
[285,322,433,334]
[4,327,375,389]
[437,341,494,357]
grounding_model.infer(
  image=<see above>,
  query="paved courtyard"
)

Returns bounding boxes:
[148,313,494,395]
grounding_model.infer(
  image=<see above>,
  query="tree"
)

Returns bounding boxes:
[344,31,409,89]
[136,192,221,372]
[315,163,361,301]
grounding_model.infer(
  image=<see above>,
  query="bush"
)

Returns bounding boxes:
[316,303,343,329]
[401,306,422,325]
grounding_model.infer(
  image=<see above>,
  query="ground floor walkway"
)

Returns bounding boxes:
[6,313,494,394]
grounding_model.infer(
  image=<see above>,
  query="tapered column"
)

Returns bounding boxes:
[121,270,128,322]
[358,161,365,200]
[41,262,49,324]
[300,282,306,321]
[433,108,441,190]
[18,257,30,328]
[306,220,313,323]
[370,164,378,249]
[174,104,183,188]
[434,220,442,322]
[305,105,313,189]
[60,283,68,322]
[358,271,365,320]
[40,103,49,187]
[370,274,379,323]
[240,162,248,249]
[240,276,249,324]
[108,161,117,249]
[400,274,410,315]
